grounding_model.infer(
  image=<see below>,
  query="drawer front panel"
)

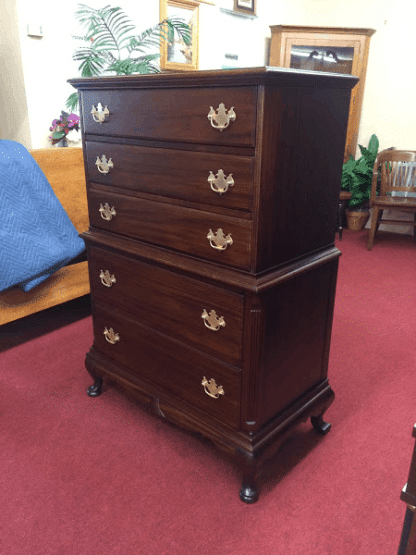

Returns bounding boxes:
[81,87,257,147]
[88,245,244,366]
[93,304,241,429]
[86,141,254,211]
[88,189,253,270]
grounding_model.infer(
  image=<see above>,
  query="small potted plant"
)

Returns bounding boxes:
[49,111,80,146]
[341,134,379,230]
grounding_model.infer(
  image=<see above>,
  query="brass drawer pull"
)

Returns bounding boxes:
[95,155,114,174]
[208,170,234,195]
[99,203,116,221]
[103,327,120,344]
[202,377,225,399]
[201,309,225,331]
[207,228,233,251]
[91,103,110,124]
[99,270,116,288]
[207,103,236,131]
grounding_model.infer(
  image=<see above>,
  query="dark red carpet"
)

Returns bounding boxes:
[1,230,415,554]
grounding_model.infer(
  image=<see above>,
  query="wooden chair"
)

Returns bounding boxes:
[338,190,352,239]
[0,147,90,325]
[367,150,416,250]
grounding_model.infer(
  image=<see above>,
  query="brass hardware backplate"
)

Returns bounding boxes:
[201,376,225,399]
[208,170,234,195]
[201,309,225,331]
[96,155,114,174]
[103,327,120,344]
[99,270,116,287]
[207,103,236,131]
[91,103,110,124]
[207,228,233,250]
[99,203,116,221]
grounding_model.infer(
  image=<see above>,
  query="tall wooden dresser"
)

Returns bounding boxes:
[70,67,357,503]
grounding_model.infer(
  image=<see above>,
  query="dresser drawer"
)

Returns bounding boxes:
[87,245,244,366]
[88,189,253,270]
[93,304,241,429]
[86,141,254,212]
[81,87,257,147]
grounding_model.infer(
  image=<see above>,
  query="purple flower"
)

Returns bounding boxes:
[67,113,80,126]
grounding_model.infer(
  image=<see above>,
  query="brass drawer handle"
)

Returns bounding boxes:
[103,327,120,344]
[208,170,234,195]
[207,228,233,251]
[95,155,114,174]
[99,270,116,287]
[202,377,225,399]
[201,309,225,331]
[207,103,236,131]
[99,203,116,221]
[91,103,110,124]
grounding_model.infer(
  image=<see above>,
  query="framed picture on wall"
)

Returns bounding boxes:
[160,0,199,71]
[234,0,256,15]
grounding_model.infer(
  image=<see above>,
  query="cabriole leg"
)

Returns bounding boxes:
[87,376,103,397]
[311,415,331,435]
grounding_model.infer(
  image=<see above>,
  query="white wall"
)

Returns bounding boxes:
[0,0,31,146]
[13,0,159,148]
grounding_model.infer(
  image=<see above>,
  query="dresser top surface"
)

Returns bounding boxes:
[69,66,358,91]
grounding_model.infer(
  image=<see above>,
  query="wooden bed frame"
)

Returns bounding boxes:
[0,147,90,325]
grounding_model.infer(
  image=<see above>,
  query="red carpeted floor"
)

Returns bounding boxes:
[1,229,415,555]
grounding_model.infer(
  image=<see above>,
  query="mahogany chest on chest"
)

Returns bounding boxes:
[70,67,357,503]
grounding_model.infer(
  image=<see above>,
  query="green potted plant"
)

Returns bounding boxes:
[341,133,379,230]
[66,4,191,112]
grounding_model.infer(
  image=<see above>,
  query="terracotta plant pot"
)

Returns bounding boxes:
[346,209,370,231]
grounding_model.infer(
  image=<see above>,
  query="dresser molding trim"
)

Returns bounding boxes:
[82,228,340,293]
[269,24,376,37]
[69,66,358,91]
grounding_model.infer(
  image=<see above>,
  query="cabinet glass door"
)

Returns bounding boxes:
[289,46,354,74]
[284,38,362,76]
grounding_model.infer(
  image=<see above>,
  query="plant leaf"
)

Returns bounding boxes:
[52,131,65,139]
[71,5,191,79]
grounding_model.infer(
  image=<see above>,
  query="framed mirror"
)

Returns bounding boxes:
[234,0,256,15]
[160,0,199,71]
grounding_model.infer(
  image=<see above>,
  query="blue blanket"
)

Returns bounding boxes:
[0,140,85,292]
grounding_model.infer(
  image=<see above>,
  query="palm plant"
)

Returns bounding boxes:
[67,4,191,111]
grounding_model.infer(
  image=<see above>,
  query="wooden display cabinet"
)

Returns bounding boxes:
[269,25,375,161]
